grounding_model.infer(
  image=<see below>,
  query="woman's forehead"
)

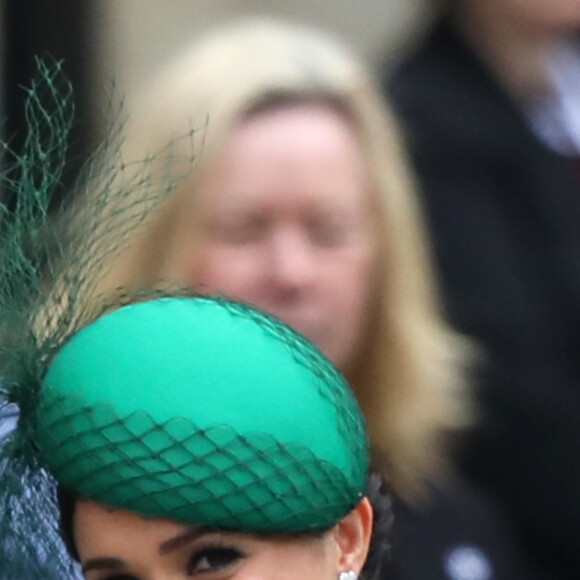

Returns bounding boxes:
[196,107,370,202]
[75,501,191,547]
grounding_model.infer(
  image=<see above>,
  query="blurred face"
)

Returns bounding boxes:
[187,105,377,373]
[74,500,371,580]
[462,0,580,33]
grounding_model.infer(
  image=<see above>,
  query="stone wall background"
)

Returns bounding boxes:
[96,0,433,105]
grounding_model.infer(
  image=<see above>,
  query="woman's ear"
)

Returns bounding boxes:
[333,497,373,575]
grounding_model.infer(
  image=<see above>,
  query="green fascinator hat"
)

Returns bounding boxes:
[0,61,368,578]
[38,296,369,531]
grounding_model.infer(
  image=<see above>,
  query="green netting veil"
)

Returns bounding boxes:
[0,61,369,578]
[0,59,195,578]
[39,296,369,530]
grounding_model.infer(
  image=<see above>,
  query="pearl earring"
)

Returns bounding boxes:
[338,571,358,580]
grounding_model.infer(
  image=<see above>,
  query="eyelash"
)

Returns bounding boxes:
[187,545,245,576]
[97,547,244,580]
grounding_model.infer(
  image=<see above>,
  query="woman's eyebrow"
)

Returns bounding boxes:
[159,526,216,555]
[82,556,126,573]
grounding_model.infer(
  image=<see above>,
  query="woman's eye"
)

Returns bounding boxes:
[209,214,267,244]
[187,546,244,575]
[309,219,352,246]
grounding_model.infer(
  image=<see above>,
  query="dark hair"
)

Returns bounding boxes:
[57,487,80,562]
[58,471,393,579]
[364,472,393,578]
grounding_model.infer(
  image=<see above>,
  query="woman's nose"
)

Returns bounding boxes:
[266,226,316,292]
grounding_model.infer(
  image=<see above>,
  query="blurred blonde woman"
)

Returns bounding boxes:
[94,19,527,578]
[101,18,467,493]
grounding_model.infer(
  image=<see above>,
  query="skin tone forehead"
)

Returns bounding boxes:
[74,501,184,562]
[197,104,371,217]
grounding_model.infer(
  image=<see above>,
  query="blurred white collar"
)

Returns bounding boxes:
[527,39,580,157]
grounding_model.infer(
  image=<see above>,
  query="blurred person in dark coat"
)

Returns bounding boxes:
[385,2,580,578]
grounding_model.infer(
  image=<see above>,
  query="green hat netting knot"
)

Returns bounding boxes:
[38,296,369,531]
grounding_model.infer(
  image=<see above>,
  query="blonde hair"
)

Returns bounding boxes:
[99,19,472,500]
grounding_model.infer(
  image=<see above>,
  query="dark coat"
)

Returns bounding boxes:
[385,482,533,580]
[385,21,580,579]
